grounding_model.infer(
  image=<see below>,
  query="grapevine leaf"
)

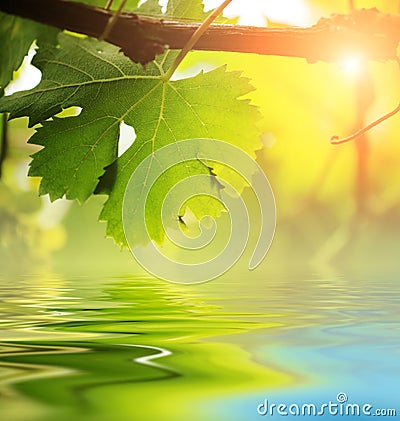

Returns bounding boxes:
[165,0,236,23]
[167,0,207,20]
[0,12,58,95]
[0,0,261,247]
[68,0,200,17]
[68,0,140,9]
[166,0,237,23]
[0,34,174,202]
[137,0,163,15]
[96,63,260,245]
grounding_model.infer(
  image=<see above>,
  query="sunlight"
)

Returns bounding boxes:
[203,0,313,27]
[339,55,364,76]
[5,46,41,95]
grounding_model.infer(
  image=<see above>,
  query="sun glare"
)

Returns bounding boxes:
[203,0,314,27]
[339,56,364,76]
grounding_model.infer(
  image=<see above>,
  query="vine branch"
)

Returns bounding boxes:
[1,0,400,64]
[163,0,233,80]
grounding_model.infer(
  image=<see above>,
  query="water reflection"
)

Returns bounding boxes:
[0,274,399,421]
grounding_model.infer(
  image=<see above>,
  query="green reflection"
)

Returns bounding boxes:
[0,276,295,421]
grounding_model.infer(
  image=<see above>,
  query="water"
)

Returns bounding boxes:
[0,272,399,420]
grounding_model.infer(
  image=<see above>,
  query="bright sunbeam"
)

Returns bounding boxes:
[339,55,364,76]
[203,0,314,27]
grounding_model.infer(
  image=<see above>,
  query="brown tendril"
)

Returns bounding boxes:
[330,58,400,145]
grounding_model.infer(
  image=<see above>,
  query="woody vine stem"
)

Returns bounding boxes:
[100,0,233,81]
[79,0,400,144]
[1,0,400,144]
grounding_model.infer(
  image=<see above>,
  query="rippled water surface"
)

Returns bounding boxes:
[0,272,399,420]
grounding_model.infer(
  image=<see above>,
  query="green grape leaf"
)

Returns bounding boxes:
[0,34,175,202]
[96,62,260,245]
[68,0,201,17]
[68,0,109,7]
[165,0,235,23]
[0,12,58,94]
[68,0,140,9]
[166,0,207,20]
[137,0,163,15]
[0,0,261,247]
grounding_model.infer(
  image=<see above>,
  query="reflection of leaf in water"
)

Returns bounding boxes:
[0,341,177,407]
[0,278,294,421]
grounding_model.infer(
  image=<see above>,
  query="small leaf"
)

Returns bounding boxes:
[137,0,162,15]
[167,0,207,20]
